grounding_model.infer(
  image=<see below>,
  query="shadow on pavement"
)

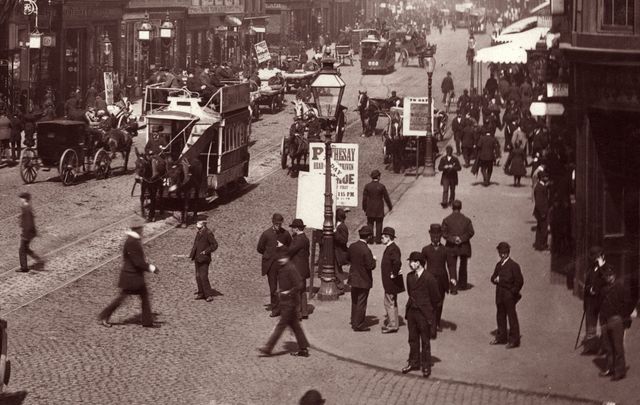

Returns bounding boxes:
[440,319,457,331]
[363,315,379,328]
[0,391,28,405]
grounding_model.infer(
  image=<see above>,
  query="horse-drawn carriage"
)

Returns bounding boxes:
[135,83,251,225]
[283,61,320,93]
[19,117,134,186]
[397,32,428,67]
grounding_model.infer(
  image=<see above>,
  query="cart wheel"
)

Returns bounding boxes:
[280,137,288,169]
[94,148,111,179]
[19,147,38,184]
[59,149,78,186]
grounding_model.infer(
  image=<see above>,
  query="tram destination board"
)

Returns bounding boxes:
[402,97,430,136]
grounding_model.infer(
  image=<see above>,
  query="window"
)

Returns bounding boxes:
[602,0,634,29]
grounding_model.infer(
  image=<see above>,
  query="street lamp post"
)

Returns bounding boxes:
[310,57,346,301]
[137,13,153,85]
[102,32,112,72]
[424,44,437,177]
[160,12,175,69]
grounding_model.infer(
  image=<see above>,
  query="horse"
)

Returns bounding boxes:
[384,111,406,173]
[102,128,133,172]
[133,148,166,222]
[164,157,204,226]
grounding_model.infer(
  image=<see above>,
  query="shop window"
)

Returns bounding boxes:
[601,0,634,30]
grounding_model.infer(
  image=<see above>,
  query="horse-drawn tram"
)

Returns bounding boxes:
[137,83,251,225]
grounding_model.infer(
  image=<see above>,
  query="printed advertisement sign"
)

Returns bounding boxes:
[309,143,359,207]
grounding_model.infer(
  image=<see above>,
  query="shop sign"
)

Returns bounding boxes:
[189,0,243,14]
[254,41,271,64]
[309,143,359,207]
[402,97,430,136]
[64,6,122,21]
[530,102,565,116]
[547,82,568,98]
[219,82,250,114]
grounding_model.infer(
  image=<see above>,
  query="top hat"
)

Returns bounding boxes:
[381,227,396,238]
[428,223,442,235]
[290,218,306,229]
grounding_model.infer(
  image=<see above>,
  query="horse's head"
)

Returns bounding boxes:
[134,148,151,178]
[165,159,188,193]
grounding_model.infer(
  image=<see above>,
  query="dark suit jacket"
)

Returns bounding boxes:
[363,180,392,218]
[118,232,152,291]
[438,155,461,186]
[490,258,524,304]
[277,260,304,307]
[347,240,376,289]
[533,182,549,219]
[334,222,349,266]
[476,134,500,161]
[380,242,405,294]
[405,269,442,325]
[190,227,218,264]
[257,227,292,276]
[288,232,310,279]
[421,244,450,294]
[20,204,37,240]
[451,117,465,137]
[441,211,475,257]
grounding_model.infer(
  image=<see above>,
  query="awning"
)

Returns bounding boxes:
[224,16,243,27]
[250,26,266,33]
[474,42,527,64]
[495,27,550,50]
[530,1,550,15]
[500,16,537,35]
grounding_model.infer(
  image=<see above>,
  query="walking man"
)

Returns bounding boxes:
[402,252,442,378]
[288,218,310,319]
[475,130,501,186]
[380,227,404,333]
[363,169,393,244]
[258,252,310,357]
[533,171,550,251]
[490,242,524,348]
[441,200,474,293]
[99,217,159,327]
[438,145,462,208]
[451,111,465,155]
[598,266,632,381]
[357,90,369,137]
[421,224,450,331]
[189,219,218,302]
[348,226,377,332]
[257,213,292,317]
[441,71,454,104]
[17,192,44,272]
[581,246,608,354]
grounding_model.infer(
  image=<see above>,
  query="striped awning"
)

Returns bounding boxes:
[474,42,527,64]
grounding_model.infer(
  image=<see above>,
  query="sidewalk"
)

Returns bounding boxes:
[305,147,639,404]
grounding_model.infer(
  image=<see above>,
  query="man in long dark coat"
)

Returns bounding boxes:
[441,200,475,293]
[402,252,442,378]
[348,226,377,332]
[189,219,218,302]
[257,213,292,317]
[533,171,550,251]
[451,111,465,155]
[474,130,501,186]
[380,227,404,333]
[17,192,44,272]
[357,90,369,137]
[334,208,350,290]
[288,218,310,319]
[421,224,451,332]
[99,217,159,327]
[581,246,608,354]
[490,242,524,348]
[362,169,393,244]
[437,146,462,208]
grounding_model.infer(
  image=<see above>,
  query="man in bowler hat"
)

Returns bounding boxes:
[99,217,159,327]
[258,252,310,357]
[441,200,475,293]
[380,227,405,333]
[581,246,608,354]
[402,252,442,378]
[421,224,451,331]
[362,169,393,244]
[490,242,524,348]
[17,192,44,272]
[348,226,377,331]
[189,219,218,302]
[257,213,292,317]
[288,218,310,319]
[437,145,462,208]
[533,171,550,251]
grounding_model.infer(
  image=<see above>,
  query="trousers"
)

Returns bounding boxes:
[264,301,309,352]
[195,262,213,298]
[407,307,431,369]
[298,279,309,318]
[496,296,520,344]
[383,292,399,330]
[350,287,370,329]
[99,286,153,326]
[367,216,384,244]
[267,268,279,312]
[441,178,456,205]
[480,159,494,185]
[601,315,626,377]
[19,237,42,271]
[446,254,468,288]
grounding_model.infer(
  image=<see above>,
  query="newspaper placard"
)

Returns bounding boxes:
[296,171,337,230]
[402,96,430,136]
[103,72,114,105]
[309,143,359,207]
[254,41,271,64]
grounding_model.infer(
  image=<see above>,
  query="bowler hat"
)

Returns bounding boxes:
[130,216,146,229]
[290,218,306,229]
[407,251,425,264]
[336,208,347,221]
[381,227,396,238]
[428,223,442,234]
[299,389,326,405]
[496,242,510,252]
[589,246,603,261]
[370,169,381,179]
[18,192,31,201]
[358,225,373,237]
[272,213,284,223]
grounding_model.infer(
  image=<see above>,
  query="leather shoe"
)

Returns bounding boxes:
[194,294,205,300]
[401,364,419,374]
[352,326,370,332]
[381,328,398,334]
[490,339,507,345]
[205,296,214,302]
[100,319,112,328]
[506,342,520,349]
[422,368,431,378]
[599,369,613,377]
[611,373,626,381]
[291,348,310,357]
[257,347,272,356]
[15,268,29,273]
[269,311,281,317]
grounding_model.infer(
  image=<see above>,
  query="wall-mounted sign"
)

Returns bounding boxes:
[530,101,565,116]
[547,82,569,98]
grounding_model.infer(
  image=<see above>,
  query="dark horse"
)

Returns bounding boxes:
[288,130,309,177]
[133,148,166,222]
[384,111,406,173]
[165,157,204,227]
[103,128,133,172]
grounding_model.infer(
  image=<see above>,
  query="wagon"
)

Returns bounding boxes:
[254,85,285,113]
[19,120,111,185]
[283,69,318,93]
[335,45,354,66]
